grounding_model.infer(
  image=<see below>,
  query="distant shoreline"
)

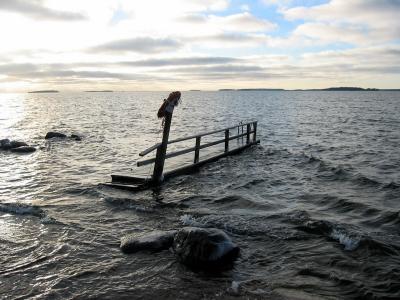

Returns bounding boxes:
[85,90,113,92]
[28,90,59,93]
[218,87,400,91]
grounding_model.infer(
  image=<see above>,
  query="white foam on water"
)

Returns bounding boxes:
[180,214,203,227]
[330,229,360,251]
[230,281,240,294]
[40,215,58,224]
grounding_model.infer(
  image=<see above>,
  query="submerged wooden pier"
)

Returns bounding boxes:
[103,92,260,191]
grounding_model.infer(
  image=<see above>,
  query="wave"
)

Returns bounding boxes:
[212,195,273,210]
[296,217,399,255]
[293,151,398,193]
[179,213,310,241]
[0,202,45,218]
[102,197,155,213]
[0,202,61,225]
[330,228,361,251]
[383,181,400,190]
[319,196,373,213]
[179,213,272,236]
[236,178,266,189]
[365,211,400,229]
[296,267,400,299]
[353,174,381,187]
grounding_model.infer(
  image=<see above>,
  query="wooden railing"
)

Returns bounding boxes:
[137,121,257,167]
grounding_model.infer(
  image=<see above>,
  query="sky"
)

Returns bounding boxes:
[0,0,399,92]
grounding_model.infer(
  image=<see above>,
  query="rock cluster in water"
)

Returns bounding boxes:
[45,132,82,141]
[0,139,36,153]
[1,131,82,154]
[120,227,240,269]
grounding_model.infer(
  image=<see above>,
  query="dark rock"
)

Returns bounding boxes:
[70,134,82,141]
[172,227,240,269]
[10,141,28,149]
[45,132,67,139]
[0,139,11,150]
[120,230,177,254]
[10,146,36,153]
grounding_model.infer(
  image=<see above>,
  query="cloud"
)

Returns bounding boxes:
[0,0,399,91]
[2,45,400,90]
[0,63,39,74]
[282,0,400,44]
[164,64,264,74]
[92,37,182,54]
[0,0,86,21]
[120,56,240,67]
[292,22,368,45]
[209,12,276,32]
[179,12,276,32]
[188,32,269,48]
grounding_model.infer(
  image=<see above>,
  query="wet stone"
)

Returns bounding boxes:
[0,139,11,150]
[9,141,28,149]
[45,132,67,139]
[172,227,240,269]
[10,146,36,153]
[120,230,177,254]
[70,134,82,141]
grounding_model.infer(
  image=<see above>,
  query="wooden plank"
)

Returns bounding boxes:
[139,143,160,156]
[138,122,256,157]
[108,139,260,191]
[111,174,148,184]
[199,132,252,150]
[225,129,229,152]
[253,121,257,142]
[163,140,260,179]
[167,121,255,145]
[102,182,149,192]
[137,132,254,167]
[137,146,196,167]
[153,109,173,183]
[246,123,251,144]
[194,136,201,163]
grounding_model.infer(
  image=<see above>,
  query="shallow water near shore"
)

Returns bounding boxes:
[1,91,400,299]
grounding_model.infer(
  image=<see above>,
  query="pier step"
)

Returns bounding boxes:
[102,182,149,192]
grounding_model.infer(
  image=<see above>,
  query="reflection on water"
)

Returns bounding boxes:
[0,93,26,138]
[0,91,400,299]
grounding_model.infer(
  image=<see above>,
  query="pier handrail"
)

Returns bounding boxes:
[139,143,161,156]
[137,121,257,167]
[139,121,256,157]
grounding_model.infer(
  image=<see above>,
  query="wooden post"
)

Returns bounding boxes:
[194,136,201,163]
[246,124,251,144]
[225,129,229,152]
[153,110,173,183]
[253,121,257,142]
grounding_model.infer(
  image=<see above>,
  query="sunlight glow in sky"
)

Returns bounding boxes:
[0,0,399,91]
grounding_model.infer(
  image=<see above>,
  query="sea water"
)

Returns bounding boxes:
[0,91,399,299]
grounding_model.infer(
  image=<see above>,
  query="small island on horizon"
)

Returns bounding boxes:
[28,90,59,93]
[85,90,114,92]
[218,87,400,91]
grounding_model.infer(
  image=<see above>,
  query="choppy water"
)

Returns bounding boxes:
[1,91,399,299]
